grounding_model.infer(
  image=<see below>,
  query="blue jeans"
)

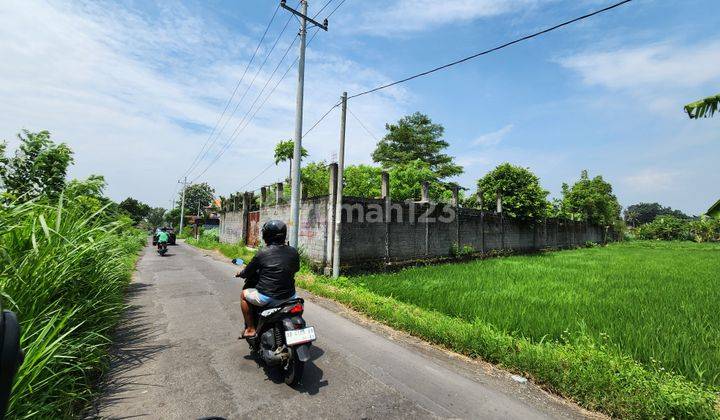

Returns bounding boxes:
[243,288,297,307]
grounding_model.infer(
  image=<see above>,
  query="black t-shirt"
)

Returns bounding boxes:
[240,244,300,300]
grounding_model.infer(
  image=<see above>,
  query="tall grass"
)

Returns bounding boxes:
[355,241,720,387]
[0,198,144,417]
[186,228,255,262]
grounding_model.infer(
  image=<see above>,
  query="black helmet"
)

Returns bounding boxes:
[262,219,287,245]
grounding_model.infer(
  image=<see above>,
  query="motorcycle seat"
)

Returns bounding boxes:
[267,297,303,309]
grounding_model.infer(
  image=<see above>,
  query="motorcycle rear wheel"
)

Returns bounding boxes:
[283,348,304,386]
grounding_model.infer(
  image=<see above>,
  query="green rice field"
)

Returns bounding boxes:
[352,241,720,387]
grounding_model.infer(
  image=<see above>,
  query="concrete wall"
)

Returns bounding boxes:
[258,197,330,265]
[219,197,331,266]
[219,194,609,270]
[337,198,608,266]
[219,211,244,244]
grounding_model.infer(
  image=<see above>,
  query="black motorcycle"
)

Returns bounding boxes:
[157,242,168,256]
[232,259,315,385]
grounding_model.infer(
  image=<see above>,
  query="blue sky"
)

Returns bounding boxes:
[1,0,718,214]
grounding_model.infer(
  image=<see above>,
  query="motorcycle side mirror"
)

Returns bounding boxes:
[231,258,244,266]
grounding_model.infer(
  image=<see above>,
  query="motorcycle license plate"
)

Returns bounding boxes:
[285,326,316,345]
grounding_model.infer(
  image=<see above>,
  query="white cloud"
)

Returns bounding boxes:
[0,0,405,206]
[622,169,680,192]
[352,0,544,36]
[472,124,513,146]
[558,39,720,116]
[559,40,720,90]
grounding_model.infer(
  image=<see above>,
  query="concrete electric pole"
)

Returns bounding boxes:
[332,92,347,278]
[281,0,328,247]
[178,177,188,233]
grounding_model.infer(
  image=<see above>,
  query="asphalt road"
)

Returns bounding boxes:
[89,241,594,419]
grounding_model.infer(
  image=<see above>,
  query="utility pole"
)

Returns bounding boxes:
[178,177,188,233]
[332,92,347,278]
[281,0,328,247]
[196,202,201,240]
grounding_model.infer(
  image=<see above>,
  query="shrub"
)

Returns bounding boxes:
[635,215,692,241]
[450,243,475,257]
[688,218,720,242]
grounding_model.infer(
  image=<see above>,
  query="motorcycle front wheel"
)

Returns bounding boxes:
[283,348,304,386]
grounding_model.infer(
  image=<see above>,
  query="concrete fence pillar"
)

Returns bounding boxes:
[381,171,390,200]
[497,193,505,249]
[241,192,251,244]
[381,171,391,262]
[478,189,485,253]
[450,185,460,248]
[450,185,460,207]
[260,186,267,208]
[421,181,430,203]
[275,182,284,205]
[325,163,338,270]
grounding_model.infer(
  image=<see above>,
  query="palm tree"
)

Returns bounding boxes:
[684,93,719,119]
[274,139,308,180]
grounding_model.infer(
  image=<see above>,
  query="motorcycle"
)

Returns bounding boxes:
[157,242,168,256]
[232,258,315,385]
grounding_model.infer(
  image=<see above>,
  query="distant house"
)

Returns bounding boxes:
[707,199,720,219]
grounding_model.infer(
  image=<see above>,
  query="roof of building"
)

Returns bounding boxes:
[707,198,720,215]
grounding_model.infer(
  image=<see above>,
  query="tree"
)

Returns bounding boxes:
[685,93,719,119]
[64,175,118,218]
[180,182,215,216]
[372,112,462,180]
[389,159,447,201]
[624,202,690,227]
[344,165,382,198]
[165,207,181,227]
[119,197,151,224]
[301,163,385,199]
[560,170,620,226]
[300,161,329,198]
[147,207,166,227]
[476,163,549,221]
[0,130,74,201]
[274,139,308,180]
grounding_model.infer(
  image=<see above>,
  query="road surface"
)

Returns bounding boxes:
[89,241,595,419]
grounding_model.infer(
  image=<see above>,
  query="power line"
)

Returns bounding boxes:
[190,33,300,183]
[303,102,340,138]
[326,0,346,19]
[239,161,275,191]
[312,0,334,18]
[188,13,297,181]
[197,0,350,186]
[180,4,281,180]
[348,0,633,100]
[237,101,339,192]
[347,108,379,141]
[191,26,326,183]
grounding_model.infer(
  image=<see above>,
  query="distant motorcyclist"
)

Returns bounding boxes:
[235,220,300,337]
[156,227,170,249]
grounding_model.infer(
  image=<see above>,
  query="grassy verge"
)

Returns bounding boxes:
[0,199,145,418]
[296,273,719,419]
[185,231,255,262]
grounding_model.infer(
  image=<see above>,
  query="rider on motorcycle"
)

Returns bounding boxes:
[236,220,300,338]
[156,227,170,249]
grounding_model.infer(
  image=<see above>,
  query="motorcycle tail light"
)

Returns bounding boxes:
[289,303,303,314]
